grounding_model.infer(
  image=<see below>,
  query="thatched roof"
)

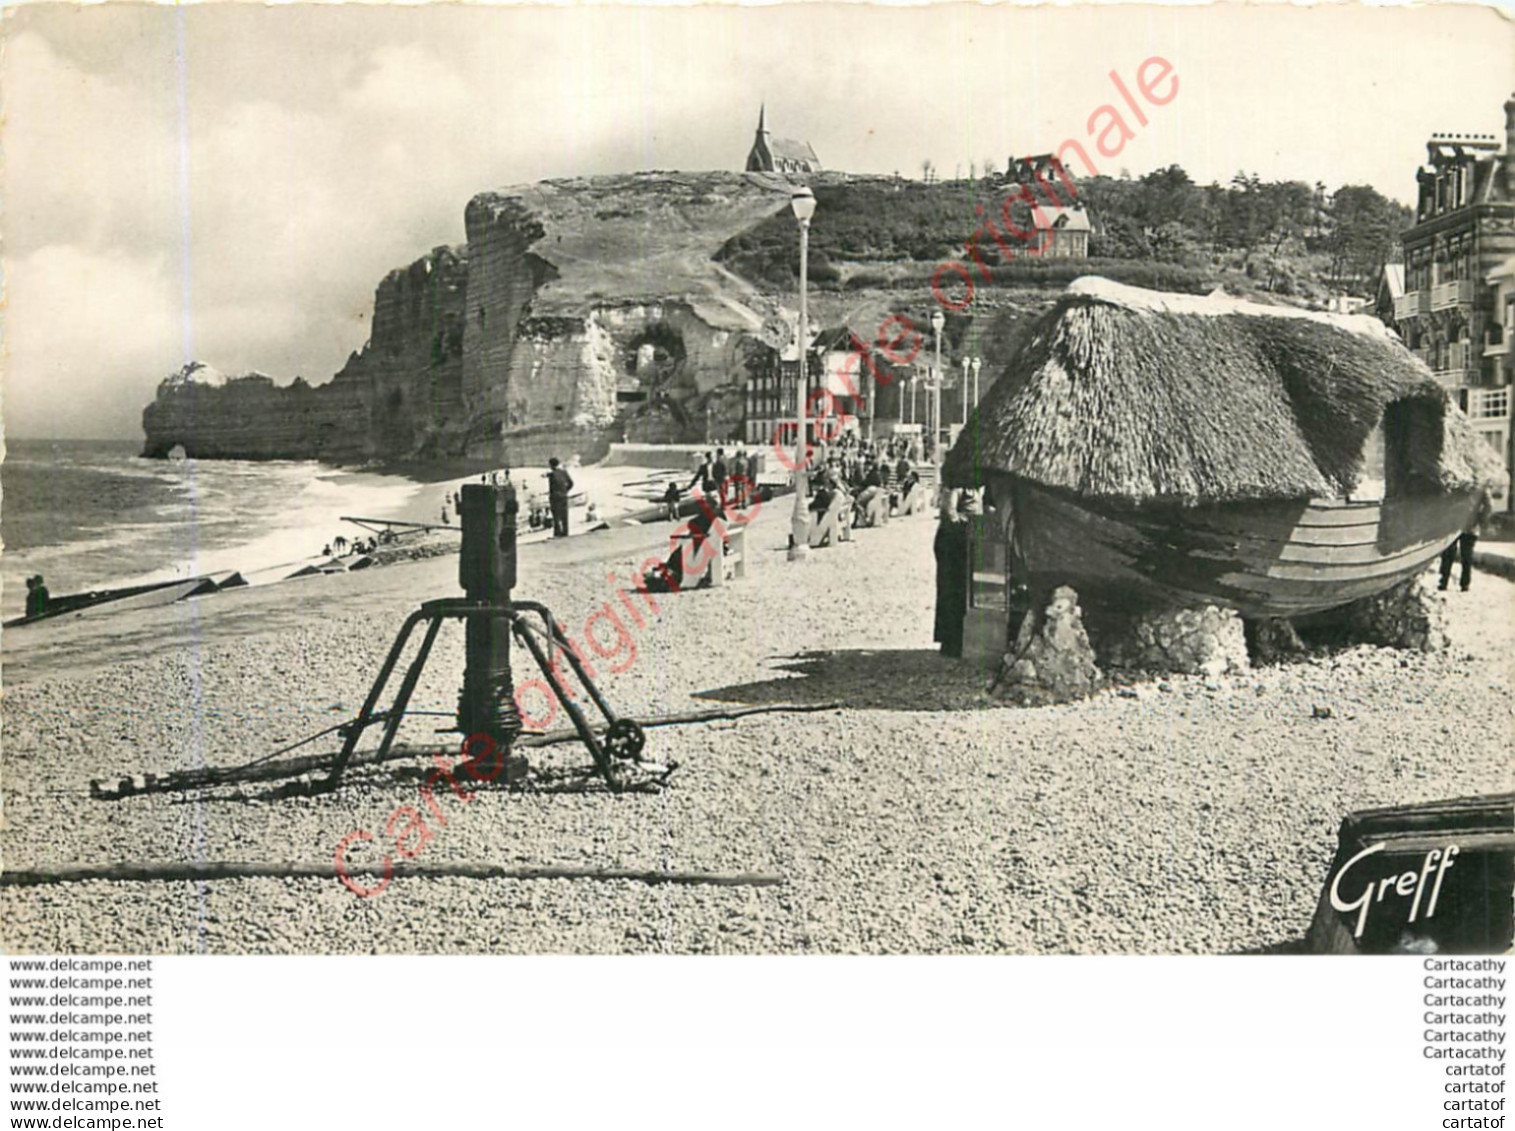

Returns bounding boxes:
[943,277,1508,503]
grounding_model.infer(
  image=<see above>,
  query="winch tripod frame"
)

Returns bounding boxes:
[323,596,644,792]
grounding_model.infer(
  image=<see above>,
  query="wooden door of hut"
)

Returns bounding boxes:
[961,506,1034,666]
[961,513,1006,665]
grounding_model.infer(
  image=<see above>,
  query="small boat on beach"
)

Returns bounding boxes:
[943,278,1507,620]
[2,572,234,627]
[1003,481,1480,618]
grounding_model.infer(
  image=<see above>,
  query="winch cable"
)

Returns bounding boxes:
[88,701,846,799]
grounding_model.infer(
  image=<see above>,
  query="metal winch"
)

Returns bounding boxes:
[320,479,657,793]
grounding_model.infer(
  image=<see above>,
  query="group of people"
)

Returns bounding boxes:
[663,447,757,521]
[439,463,579,537]
[320,535,382,558]
[813,432,919,487]
[806,437,922,531]
[642,448,752,591]
[440,472,511,525]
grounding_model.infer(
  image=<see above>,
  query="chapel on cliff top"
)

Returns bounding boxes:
[745,105,821,175]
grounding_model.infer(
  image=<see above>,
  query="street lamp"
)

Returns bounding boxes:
[788,186,817,562]
[930,310,945,478]
[960,357,971,426]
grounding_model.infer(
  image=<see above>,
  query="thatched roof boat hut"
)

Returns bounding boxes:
[943,278,1507,618]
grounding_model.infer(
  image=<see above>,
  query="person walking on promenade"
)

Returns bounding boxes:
[663,480,681,522]
[689,452,716,498]
[1439,487,1494,592]
[712,448,729,497]
[547,457,574,537]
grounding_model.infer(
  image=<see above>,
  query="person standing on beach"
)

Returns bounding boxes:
[1439,487,1494,592]
[933,492,974,658]
[25,575,50,618]
[547,457,574,537]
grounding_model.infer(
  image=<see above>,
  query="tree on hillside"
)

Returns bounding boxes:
[1311,181,1329,238]
[1326,185,1413,289]
[1213,174,1317,285]
[1137,164,1201,229]
[1261,181,1317,256]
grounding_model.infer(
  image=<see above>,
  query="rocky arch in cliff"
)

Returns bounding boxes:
[621,321,693,442]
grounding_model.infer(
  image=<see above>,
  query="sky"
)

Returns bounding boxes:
[3,1,1513,440]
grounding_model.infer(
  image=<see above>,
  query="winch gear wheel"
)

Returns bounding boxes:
[602,718,647,763]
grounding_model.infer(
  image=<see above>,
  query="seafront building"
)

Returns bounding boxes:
[1484,254,1515,471]
[1388,95,1515,510]
[744,350,824,448]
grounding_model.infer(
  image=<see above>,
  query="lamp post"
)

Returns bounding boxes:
[788,186,817,562]
[971,357,981,416]
[930,310,945,478]
[960,356,971,425]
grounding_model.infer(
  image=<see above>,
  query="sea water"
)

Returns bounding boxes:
[0,439,421,620]
[0,441,674,621]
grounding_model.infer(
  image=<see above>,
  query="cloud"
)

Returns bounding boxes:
[3,4,1511,442]
[1,31,183,260]
[3,245,183,439]
[343,44,470,117]
[2,27,489,439]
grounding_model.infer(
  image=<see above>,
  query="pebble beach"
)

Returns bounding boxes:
[2,500,1511,955]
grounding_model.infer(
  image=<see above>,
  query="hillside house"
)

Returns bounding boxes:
[1032,206,1092,259]
[1008,154,1082,207]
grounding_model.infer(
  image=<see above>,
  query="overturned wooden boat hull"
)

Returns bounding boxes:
[1007,479,1479,619]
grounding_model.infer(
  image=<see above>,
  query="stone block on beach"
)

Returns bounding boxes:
[1094,603,1250,678]
[1334,575,1449,653]
[996,585,1103,705]
[1245,616,1308,665]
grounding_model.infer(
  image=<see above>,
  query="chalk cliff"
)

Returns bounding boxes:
[142,171,799,465]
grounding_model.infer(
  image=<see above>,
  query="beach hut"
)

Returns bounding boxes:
[941,277,1508,633]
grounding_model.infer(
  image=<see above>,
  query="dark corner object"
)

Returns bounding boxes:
[1306,793,1515,955]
